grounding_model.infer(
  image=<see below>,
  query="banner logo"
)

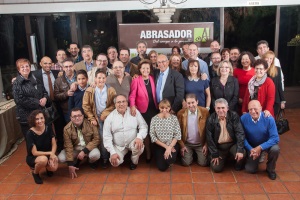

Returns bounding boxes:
[194,28,210,43]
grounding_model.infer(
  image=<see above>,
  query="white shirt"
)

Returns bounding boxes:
[103,107,148,155]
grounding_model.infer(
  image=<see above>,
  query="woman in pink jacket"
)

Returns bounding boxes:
[129,59,158,162]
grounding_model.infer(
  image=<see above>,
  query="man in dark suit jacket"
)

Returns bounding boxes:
[154,54,184,114]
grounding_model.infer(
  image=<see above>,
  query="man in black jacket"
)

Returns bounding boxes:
[206,98,245,173]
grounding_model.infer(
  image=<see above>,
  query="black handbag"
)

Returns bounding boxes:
[43,104,59,125]
[276,109,290,135]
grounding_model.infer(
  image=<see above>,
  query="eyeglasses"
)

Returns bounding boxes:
[63,65,73,69]
[113,66,124,69]
[71,114,83,119]
[157,60,168,65]
[96,59,108,63]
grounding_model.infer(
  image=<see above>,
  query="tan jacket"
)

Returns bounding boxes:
[177,106,209,148]
[74,60,97,72]
[63,118,100,165]
[82,85,116,125]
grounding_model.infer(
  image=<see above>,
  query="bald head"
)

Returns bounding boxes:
[248,100,262,120]
[157,54,169,72]
[40,56,52,72]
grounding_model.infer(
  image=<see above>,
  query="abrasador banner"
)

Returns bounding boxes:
[118,22,214,56]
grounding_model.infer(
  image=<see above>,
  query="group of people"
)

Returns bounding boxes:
[12,39,283,184]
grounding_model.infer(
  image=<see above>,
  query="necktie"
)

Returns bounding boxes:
[46,71,54,101]
[156,72,164,103]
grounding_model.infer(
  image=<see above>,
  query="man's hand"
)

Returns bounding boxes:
[90,119,98,126]
[110,153,120,167]
[211,157,221,166]
[201,73,208,80]
[250,146,262,160]
[164,146,173,160]
[68,166,79,179]
[264,110,271,117]
[134,138,144,150]
[235,152,244,162]
[202,144,208,156]
[67,90,74,96]
[48,153,58,168]
[39,97,47,107]
[77,151,86,160]
[181,146,188,156]
[70,82,78,91]
[124,72,130,77]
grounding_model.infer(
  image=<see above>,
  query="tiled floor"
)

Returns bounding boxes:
[0,109,300,200]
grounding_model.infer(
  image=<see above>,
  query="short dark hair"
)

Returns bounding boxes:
[136,40,147,48]
[221,48,230,55]
[28,110,44,127]
[95,68,106,78]
[230,47,240,53]
[56,49,66,56]
[171,46,181,54]
[254,59,268,70]
[70,107,83,116]
[119,47,130,55]
[62,57,75,64]
[256,40,269,48]
[185,93,198,101]
[69,42,80,49]
[96,53,108,61]
[77,69,88,79]
[186,59,201,78]
[237,51,255,69]
[82,45,93,52]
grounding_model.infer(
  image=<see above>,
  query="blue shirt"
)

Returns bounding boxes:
[182,58,210,80]
[157,67,170,102]
[95,84,108,115]
[184,78,209,107]
[85,61,94,72]
[241,112,279,151]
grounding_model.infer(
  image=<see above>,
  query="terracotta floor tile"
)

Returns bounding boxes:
[109,166,131,174]
[127,173,149,183]
[2,156,25,166]
[291,194,300,199]
[238,182,265,194]
[283,181,300,193]
[219,194,244,200]
[171,165,191,173]
[76,195,99,200]
[171,173,192,183]
[56,184,82,195]
[133,163,151,173]
[0,165,17,174]
[216,183,241,194]
[61,174,87,184]
[195,195,219,200]
[33,184,60,195]
[28,195,53,200]
[147,195,171,200]
[149,173,171,183]
[123,195,147,200]
[191,172,214,183]
[125,183,148,195]
[52,195,76,200]
[171,195,195,200]
[7,195,31,200]
[3,173,29,183]
[171,183,193,195]
[268,194,294,200]
[290,163,300,171]
[78,183,103,195]
[256,171,280,182]
[0,183,18,195]
[12,164,31,174]
[12,183,39,195]
[106,173,128,183]
[148,183,170,195]
[193,183,217,194]
[101,184,126,195]
[213,171,236,182]
[243,194,269,200]
[276,162,293,171]
[84,173,107,183]
[261,182,288,193]
[99,195,123,200]
[190,165,211,173]
[232,171,258,182]
[277,171,300,181]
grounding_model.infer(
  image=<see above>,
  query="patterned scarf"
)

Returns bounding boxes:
[248,73,267,99]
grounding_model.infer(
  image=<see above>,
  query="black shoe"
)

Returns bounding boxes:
[46,169,54,177]
[234,163,244,171]
[32,172,43,184]
[146,157,152,164]
[74,159,81,168]
[89,161,98,170]
[130,162,137,170]
[266,170,277,180]
[101,159,109,169]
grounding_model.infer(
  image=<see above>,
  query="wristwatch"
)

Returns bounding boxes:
[206,107,210,110]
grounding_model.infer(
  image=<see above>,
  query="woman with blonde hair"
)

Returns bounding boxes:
[262,51,285,115]
[169,54,186,78]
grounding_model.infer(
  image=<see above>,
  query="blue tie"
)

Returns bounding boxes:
[156,72,164,103]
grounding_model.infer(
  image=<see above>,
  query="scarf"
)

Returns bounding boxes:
[248,73,267,99]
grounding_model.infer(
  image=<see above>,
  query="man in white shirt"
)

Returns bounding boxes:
[103,94,148,170]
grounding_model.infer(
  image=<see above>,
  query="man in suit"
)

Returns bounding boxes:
[154,54,184,114]
[73,45,96,72]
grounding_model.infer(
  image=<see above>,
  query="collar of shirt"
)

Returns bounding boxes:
[96,84,107,93]
[85,60,94,70]
[188,76,200,81]
[251,112,262,123]
[64,71,76,84]
[78,84,89,91]
[188,109,198,116]
[161,67,169,76]
[42,69,52,74]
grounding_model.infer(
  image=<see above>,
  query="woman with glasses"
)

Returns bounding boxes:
[210,60,239,112]
[82,69,116,168]
[242,59,275,117]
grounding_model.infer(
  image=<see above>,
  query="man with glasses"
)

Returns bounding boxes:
[58,107,100,178]
[103,94,148,170]
[74,45,96,72]
[54,58,77,123]
[87,53,113,86]
[119,47,139,77]
[106,60,132,98]
[229,47,240,69]
[154,54,184,114]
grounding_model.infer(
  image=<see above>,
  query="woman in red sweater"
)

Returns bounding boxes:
[242,59,275,117]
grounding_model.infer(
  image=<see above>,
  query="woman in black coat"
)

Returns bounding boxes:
[210,60,239,112]
[13,58,50,137]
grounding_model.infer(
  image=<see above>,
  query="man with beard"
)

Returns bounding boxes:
[229,47,240,69]
[68,43,83,63]
[130,40,148,65]
[119,47,139,77]
[209,52,222,79]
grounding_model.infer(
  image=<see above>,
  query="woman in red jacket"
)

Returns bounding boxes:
[242,59,275,117]
[129,59,158,162]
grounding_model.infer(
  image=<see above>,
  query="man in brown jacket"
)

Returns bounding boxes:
[58,108,100,178]
[73,45,96,72]
[177,93,209,166]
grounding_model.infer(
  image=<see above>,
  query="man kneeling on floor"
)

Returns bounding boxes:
[103,94,148,170]
[58,108,100,179]
[241,100,280,180]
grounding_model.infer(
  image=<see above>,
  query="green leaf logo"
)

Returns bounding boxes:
[194,28,210,43]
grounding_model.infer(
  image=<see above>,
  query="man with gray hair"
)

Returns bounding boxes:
[206,98,246,172]
[103,94,148,170]
[74,45,96,72]
[130,40,148,65]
